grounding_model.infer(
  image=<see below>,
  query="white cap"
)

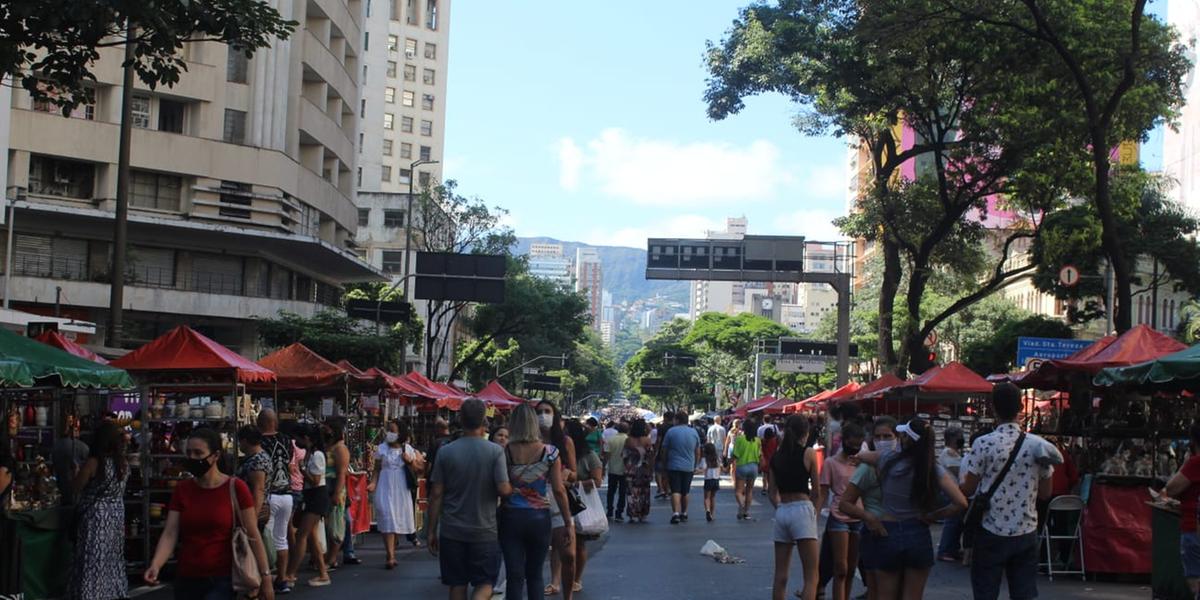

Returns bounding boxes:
[896,421,921,442]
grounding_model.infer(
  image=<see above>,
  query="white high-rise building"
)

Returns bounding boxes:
[575,248,603,330]
[689,217,747,319]
[1166,0,1200,214]
[527,242,573,287]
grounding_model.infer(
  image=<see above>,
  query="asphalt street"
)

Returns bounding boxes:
[135,478,1148,599]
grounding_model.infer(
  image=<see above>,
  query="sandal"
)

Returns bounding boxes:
[544,584,560,596]
[572,581,583,593]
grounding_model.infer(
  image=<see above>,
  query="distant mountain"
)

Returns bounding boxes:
[513,237,690,306]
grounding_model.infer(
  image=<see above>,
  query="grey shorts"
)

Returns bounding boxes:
[773,500,818,543]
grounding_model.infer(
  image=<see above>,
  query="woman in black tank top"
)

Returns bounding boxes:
[769,415,822,600]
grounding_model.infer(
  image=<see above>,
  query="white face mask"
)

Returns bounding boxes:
[874,439,897,454]
[539,414,554,430]
[384,432,399,444]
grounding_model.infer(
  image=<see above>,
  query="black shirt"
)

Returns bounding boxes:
[771,449,812,495]
[261,433,294,494]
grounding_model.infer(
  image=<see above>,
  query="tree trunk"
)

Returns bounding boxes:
[878,238,902,373]
[902,262,933,378]
[1091,147,1133,332]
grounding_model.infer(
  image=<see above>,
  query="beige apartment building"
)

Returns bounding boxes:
[0,0,382,353]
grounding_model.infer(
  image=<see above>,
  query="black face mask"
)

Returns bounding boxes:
[844,443,861,456]
[182,455,214,478]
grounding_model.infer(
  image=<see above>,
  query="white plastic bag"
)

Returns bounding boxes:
[574,484,609,536]
[700,540,725,558]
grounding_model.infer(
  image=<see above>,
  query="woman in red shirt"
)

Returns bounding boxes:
[144,428,273,600]
[1165,423,1200,597]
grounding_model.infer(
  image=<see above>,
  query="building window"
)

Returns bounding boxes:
[418,171,431,186]
[426,0,438,29]
[387,61,397,77]
[387,34,398,54]
[358,132,364,152]
[131,171,182,211]
[401,90,415,107]
[357,167,362,186]
[362,64,367,83]
[157,99,186,133]
[28,156,94,199]
[405,38,417,59]
[400,142,412,159]
[358,208,370,226]
[218,181,253,219]
[131,95,151,129]
[226,49,248,83]
[419,145,431,161]
[381,165,392,181]
[223,109,246,144]
[384,209,406,227]
[401,116,413,133]
[421,93,434,110]
[405,0,417,24]
[420,119,432,136]
[423,68,435,85]
[404,64,416,81]
[382,139,394,156]
[383,113,394,129]
[398,168,412,184]
[32,85,96,119]
[364,32,370,51]
[424,42,436,60]
[382,250,404,273]
[384,87,396,103]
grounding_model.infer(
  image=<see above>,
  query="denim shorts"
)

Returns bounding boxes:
[873,519,934,572]
[736,463,759,481]
[1182,532,1200,578]
[859,528,882,570]
[773,500,818,543]
[438,537,500,587]
[826,517,862,534]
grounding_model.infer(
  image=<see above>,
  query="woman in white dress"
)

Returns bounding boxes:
[368,420,421,569]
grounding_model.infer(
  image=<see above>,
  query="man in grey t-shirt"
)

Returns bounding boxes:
[428,398,512,599]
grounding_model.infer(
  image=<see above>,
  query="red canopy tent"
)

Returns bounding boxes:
[889,362,993,396]
[256,343,347,391]
[335,359,384,391]
[363,368,435,400]
[34,330,109,364]
[110,325,276,384]
[475,380,525,407]
[784,381,863,413]
[403,371,471,408]
[1019,325,1186,391]
[843,373,906,403]
[734,395,791,417]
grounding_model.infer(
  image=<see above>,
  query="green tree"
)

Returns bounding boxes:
[1176,300,1200,344]
[961,315,1075,376]
[4,0,296,112]
[623,318,697,411]
[256,309,413,373]
[682,313,792,358]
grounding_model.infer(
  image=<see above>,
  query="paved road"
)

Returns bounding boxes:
[136,479,1148,599]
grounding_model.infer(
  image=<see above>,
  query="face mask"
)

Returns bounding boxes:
[539,414,554,430]
[874,439,897,454]
[385,432,399,444]
[182,455,213,478]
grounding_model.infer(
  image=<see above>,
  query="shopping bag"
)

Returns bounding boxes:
[574,484,609,537]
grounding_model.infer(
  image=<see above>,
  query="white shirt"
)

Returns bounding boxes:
[706,424,727,451]
[602,427,617,442]
[963,423,1053,537]
[938,447,962,472]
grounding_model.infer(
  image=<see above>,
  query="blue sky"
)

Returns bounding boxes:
[442,1,850,249]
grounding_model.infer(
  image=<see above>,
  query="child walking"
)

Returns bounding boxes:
[702,442,720,522]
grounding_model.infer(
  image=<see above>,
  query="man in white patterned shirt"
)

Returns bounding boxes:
[961,383,1061,600]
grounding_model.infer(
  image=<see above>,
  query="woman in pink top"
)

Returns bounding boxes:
[820,422,865,600]
[287,439,306,554]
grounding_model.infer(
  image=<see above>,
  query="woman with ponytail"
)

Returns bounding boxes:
[767,415,821,600]
[857,418,967,600]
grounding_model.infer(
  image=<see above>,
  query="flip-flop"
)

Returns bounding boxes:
[544,584,560,596]
[572,582,583,593]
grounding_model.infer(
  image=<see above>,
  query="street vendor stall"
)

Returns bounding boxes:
[110,326,276,576]
[733,394,787,418]
[1,326,135,599]
[783,381,862,413]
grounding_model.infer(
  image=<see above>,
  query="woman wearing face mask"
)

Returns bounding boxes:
[285,425,331,587]
[818,422,866,600]
[839,416,897,600]
[854,418,967,600]
[144,428,273,600]
[536,400,576,598]
[369,420,418,569]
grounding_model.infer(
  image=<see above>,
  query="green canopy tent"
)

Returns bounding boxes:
[0,327,133,389]
[1094,343,1200,391]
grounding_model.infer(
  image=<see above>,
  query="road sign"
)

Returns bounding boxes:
[414,252,507,303]
[1058,265,1080,287]
[524,374,561,391]
[775,356,827,374]
[924,330,938,348]
[779,338,859,358]
[1016,337,1093,368]
[346,299,413,323]
[522,367,541,375]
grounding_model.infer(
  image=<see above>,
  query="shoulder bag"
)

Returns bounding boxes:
[962,432,1025,548]
[229,479,262,594]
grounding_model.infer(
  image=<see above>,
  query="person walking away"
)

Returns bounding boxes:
[258,410,296,592]
[701,443,721,522]
[732,419,762,520]
[537,402,577,598]
[653,420,672,500]
[285,425,331,587]
[566,420,603,594]
[1164,423,1200,597]
[662,412,702,524]
[768,416,821,600]
[936,427,966,563]
[499,405,571,600]
[235,425,270,532]
[322,420,351,570]
[428,399,513,600]
[725,418,742,479]
[370,420,419,569]
[707,416,728,476]
[601,421,618,444]
[53,415,89,506]
[761,425,780,502]
[622,419,654,523]
[961,383,1064,600]
[144,428,273,600]
[603,422,629,522]
[856,419,967,600]
[839,417,898,600]
[818,422,865,600]
[70,421,128,600]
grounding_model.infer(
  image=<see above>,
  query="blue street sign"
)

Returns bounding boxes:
[1016,337,1093,369]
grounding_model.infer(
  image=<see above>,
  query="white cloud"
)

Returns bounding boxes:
[769,207,847,241]
[555,128,794,206]
[581,214,725,249]
[802,164,847,201]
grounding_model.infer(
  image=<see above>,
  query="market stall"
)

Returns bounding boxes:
[1,326,135,599]
[838,373,906,410]
[109,325,276,575]
[783,381,862,414]
[32,330,110,364]
[733,394,784,418]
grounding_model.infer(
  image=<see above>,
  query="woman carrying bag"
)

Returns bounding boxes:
[369,420,421,569]
[144,428,273,600]
[566,420,606,595]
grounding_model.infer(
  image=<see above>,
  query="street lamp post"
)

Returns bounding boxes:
[399,158,438,373]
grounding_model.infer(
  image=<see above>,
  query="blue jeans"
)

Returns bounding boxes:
[938,513,964,558]
[174,576,233,600]
[498,507,552,600]
[606,474,628,517]
[970,530,1039,600]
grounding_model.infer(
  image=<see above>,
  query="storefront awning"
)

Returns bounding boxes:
[1094,343,1200,390]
